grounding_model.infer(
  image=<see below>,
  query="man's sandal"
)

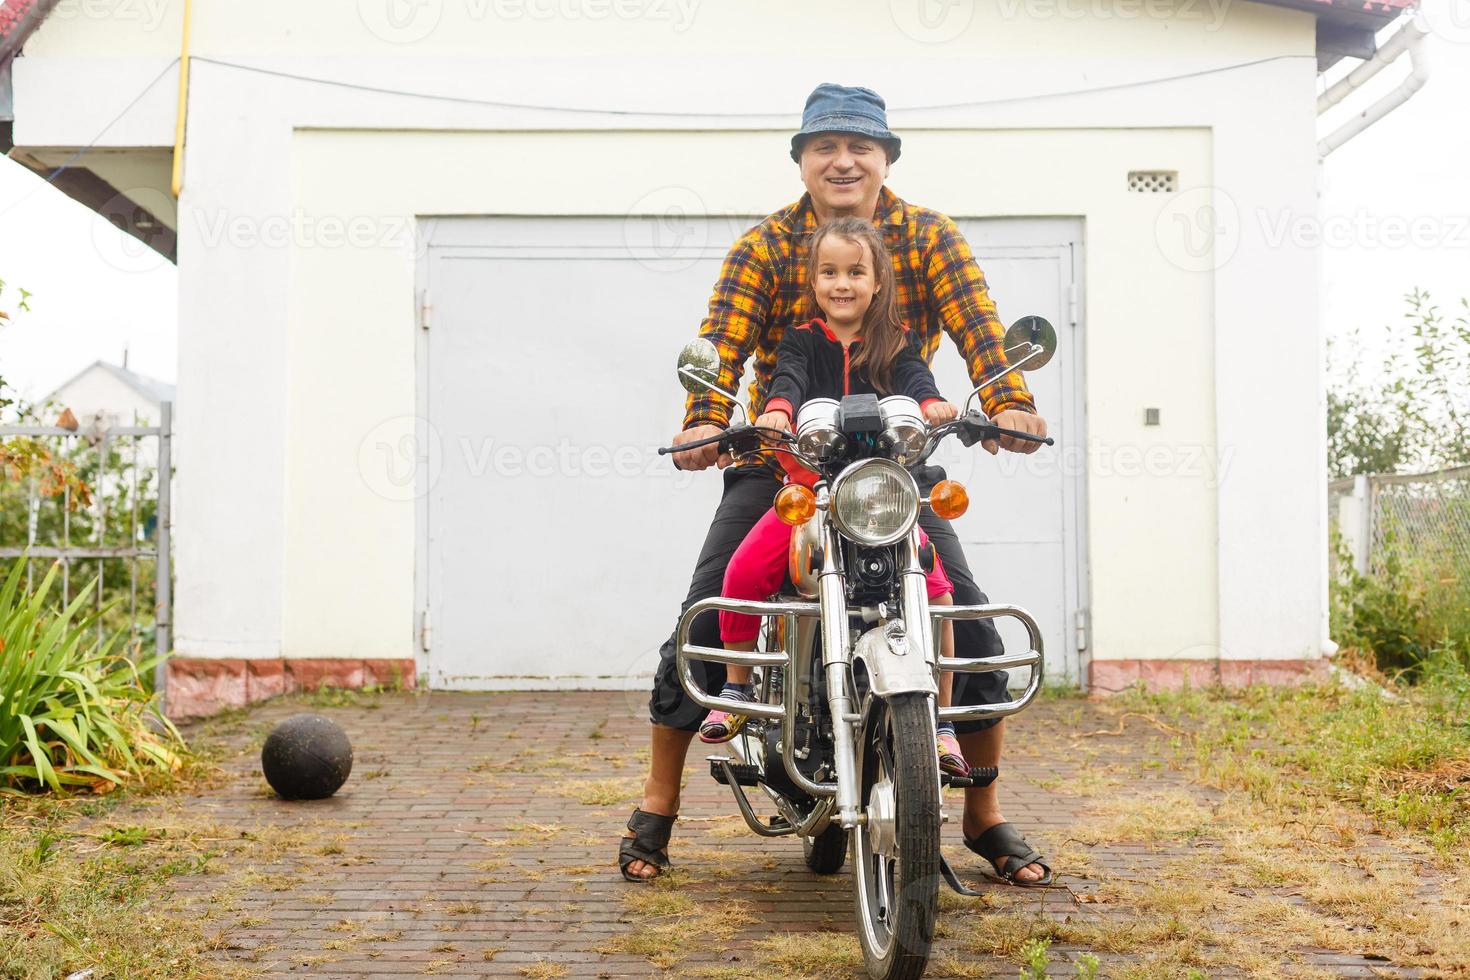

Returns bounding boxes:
[618,808,675,883]
[964,822,1054,887]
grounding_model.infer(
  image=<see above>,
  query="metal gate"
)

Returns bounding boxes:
[0,404,173,689]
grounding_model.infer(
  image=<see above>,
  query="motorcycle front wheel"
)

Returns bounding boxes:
[851,692,940,980]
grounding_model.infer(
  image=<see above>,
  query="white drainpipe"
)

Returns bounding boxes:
[1318,13,1432,157]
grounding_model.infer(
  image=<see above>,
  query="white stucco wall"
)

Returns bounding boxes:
[11,0,1327,673]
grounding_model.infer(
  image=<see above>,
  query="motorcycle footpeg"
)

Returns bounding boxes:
[709,758,761,787]
[941,766,999,789]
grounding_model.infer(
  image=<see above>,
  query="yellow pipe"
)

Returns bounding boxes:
[170,0,193,198]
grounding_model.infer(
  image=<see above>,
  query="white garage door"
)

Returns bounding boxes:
[415,216,1086,690]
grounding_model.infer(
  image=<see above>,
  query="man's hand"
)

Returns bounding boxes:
[671,424,732,471]
[922,400,959,426]
[984,409,1048,456]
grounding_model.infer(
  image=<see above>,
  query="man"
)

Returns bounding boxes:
[619,83,1051,887]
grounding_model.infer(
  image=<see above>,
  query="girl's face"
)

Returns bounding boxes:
[812,235,876,333]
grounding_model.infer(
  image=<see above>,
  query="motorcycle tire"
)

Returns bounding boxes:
[852,692,940,980]
[803,823,849,874]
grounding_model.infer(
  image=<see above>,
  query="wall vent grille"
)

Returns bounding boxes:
[1128,171,1177,193]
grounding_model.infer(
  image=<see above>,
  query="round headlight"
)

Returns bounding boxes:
[795,397,846,462]
[879,395,927,466]
[829,459,920,546]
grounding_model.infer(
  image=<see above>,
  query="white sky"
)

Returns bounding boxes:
[1,22,1466,407]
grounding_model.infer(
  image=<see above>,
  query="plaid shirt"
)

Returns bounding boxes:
[684,187,1036,431]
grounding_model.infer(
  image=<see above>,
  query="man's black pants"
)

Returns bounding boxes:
[648,464,1009,734]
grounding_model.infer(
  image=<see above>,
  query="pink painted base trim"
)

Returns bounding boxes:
[164,658,417,720]
[1088,658,1329,695]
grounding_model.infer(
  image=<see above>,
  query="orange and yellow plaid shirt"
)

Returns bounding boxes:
[684,187,1036,431]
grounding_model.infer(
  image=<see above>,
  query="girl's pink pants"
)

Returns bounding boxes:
[719,507,953,643]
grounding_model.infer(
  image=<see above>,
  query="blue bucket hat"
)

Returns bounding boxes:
[790,83,901,162]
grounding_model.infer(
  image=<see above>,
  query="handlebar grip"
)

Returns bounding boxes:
[958,418,1054,448]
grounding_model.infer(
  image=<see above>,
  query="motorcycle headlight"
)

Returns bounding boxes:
[829,458,920,546]
[795,397,846,462]
[878,396,927,467]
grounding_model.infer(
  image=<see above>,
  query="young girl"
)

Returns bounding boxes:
[698,216,971,779]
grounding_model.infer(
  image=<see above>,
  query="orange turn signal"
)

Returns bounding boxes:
[929,480,969,520]
[774,484,817,526]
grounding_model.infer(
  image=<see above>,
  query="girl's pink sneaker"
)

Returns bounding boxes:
[937,731,970,778]
[698,708,747,744]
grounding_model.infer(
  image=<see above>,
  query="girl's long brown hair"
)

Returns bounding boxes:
[806,217,906,394]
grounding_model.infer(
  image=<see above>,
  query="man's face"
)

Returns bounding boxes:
[798,133,890,219]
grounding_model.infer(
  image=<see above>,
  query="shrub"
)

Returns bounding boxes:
[0,557,183,793]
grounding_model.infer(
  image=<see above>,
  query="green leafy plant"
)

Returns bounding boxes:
[1019,937,1052,979]
[1328,290,1470,478]
[0,556,183,793]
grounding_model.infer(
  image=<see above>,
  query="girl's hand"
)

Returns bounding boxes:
[922,401,959,425]
[755,409,792,442]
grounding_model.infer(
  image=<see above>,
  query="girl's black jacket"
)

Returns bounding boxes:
[764,318,944,421]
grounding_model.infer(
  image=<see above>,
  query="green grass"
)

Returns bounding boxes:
[1122,651,1470,851]
[0,757,256,979]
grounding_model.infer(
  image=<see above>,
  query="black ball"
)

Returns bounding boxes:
[261,713,353,800]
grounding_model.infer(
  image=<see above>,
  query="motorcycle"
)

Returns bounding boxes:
[657,317,1057,980]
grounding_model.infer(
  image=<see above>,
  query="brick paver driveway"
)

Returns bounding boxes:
[158,691,1423,978]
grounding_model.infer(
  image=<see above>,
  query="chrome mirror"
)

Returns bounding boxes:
[676,338,746,424]
[677,338,724,395]
[1002,315,1057,372]
[964,315,1058,414]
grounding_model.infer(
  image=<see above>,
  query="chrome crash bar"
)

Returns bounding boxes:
[930,603,1045,722]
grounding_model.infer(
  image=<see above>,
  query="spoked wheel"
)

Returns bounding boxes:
[803,822,848,874]
[851,692,941,980]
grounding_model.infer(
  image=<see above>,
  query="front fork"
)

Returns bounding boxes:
[822,525,936,830]
[818,522,863,828]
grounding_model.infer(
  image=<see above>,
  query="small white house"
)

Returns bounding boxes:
[1,0,1422,717]
[40,359,175,432]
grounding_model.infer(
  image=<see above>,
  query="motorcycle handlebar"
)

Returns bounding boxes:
[659,416,1052,470]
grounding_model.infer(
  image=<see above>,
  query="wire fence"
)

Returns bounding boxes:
[1329,465,1470,580]
[0,405,173,688]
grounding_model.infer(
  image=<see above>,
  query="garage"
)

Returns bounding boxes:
[417,215,1087,689]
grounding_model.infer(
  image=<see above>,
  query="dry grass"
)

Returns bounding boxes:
[550,777,641,806]
[0,760,337,978]
[597,864,759,971]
